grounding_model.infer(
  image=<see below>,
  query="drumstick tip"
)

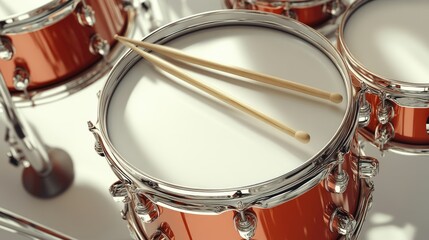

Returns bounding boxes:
[295,131,310,144]
[329,93,343,104]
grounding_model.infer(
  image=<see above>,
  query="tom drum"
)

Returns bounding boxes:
[338,0,429,154]
[0,0,137,105]
[89,10,378,240]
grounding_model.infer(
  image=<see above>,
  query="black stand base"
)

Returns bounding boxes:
[22,147,74,198]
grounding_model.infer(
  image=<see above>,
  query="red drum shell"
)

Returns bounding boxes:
[224,0,331,27]
[130,138,361,240]
[365,93,429,145]
[337,0,429,149]
[0,0,128,91]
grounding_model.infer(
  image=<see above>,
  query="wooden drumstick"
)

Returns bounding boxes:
[115,35,343,104]
[116,37,310,144]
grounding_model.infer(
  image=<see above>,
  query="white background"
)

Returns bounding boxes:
[0,0,428,239]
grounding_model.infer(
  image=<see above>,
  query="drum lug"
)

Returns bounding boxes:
[133,192,160,223]
[357,84,371,128]
[329,207,356,238]
[110,180,131,221]
[375,95,395,152]
[77,2,96,27]
[0,37,14,60]
[109,180,129,202]
[233,210,257,240]
[87,121,105,157]
[375,123,394,147]
[358,156,379,179]
[325,152,349,194]
[324,0,346,17]
[376,99,394,125]
[150,223,174,240]
[150,230,170,240]
[89,34,110,57]
[281,3,297,20]
[13,67,30,92]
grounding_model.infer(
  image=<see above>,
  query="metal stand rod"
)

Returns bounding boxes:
[0,207,75,240]
[0,72,74,198]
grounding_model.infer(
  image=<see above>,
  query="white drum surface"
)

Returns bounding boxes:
[344,0,429,84]
[0,0,52,19]
[107,25,348,189]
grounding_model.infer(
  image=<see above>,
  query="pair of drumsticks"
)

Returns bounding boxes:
[114,35,343,144]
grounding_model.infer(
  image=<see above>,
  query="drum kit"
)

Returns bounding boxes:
[0,0,427,240]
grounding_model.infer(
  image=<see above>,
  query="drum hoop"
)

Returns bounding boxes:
[338,0,429,106]
[96,10,357,213]
[0,0,75,34]
[223,0,349,36]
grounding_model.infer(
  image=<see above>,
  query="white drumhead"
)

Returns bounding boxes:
[0,0,53,19]
[107,25,348,189]
[344,0,429,84]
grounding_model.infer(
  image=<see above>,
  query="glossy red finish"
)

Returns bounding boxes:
[224,0,331,27]
[0,0,128,91]
[131,138,361,240]
[364,93,429,145]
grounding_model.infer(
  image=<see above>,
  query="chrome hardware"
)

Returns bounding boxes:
[0,71,74,198]
[281,3,297,20]
[233,210,257,240]
[358,85,371,127]
[325,152,349,194]
[88,121,105,157]
[110,182,131,224]
[110,180,128,202]
[13,67,30,91]
[89,34,110,57]
[376,101,394,125]
[329,207,356,237]
[134,193,159,223]
[0,207,75,240]
[0,1,75,34]
[121,199,130,220]
[7,145,26,167]
[5,129,26,167]
[375,122,394,148]
[94,141,105,156]
[358,156,379,179]
[374,94,395,153]
[324,0,346,17]
[77,3,96,27]
[150,223,173,240]
[150,230,169,240]
[150,230,170,240]
[427,117,429,134]
[0,37,14,60]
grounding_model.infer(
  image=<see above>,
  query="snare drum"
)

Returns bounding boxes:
[338,0,429,154]
[89,11,378,239]
[223,0,350,35]
[0,0,136,105]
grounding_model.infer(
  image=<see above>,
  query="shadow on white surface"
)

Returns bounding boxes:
[360,144,429,240]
